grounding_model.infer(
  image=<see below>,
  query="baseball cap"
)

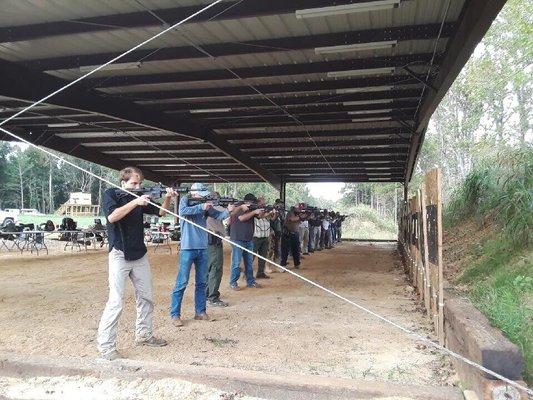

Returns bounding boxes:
[190,182,210,197]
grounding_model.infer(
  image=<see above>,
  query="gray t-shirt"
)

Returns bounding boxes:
[230,209,255,242]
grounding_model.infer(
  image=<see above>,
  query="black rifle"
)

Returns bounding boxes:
[188,196,281,213]
[247,203,279,212]
[187,195,239,207]
[116,184,190,200]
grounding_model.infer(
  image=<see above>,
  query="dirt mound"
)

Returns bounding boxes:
[442,217,495,281]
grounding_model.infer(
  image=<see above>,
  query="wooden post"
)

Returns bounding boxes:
[436,169,444,345]
[424,169,444,344]
[420,186,431,315]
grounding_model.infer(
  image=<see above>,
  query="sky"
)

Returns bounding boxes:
[306,182,345,201]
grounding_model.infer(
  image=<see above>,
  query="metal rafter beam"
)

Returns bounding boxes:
[0,59,281,189]
[1,128,165,183]
[205,109,417,123]
[245,148,408,156]
[91,141,409,152]
[1,0,367,43]
[116,78,423,100]
[136,156,406,166]
[236,137,411,149]
[208,118,409,129]
[22,23,454,71]
[286,177,404,183]
[88,54,438,88]
[219,127,412,140]
[207,111,416,126]
[178,100,421,118]
[270,167,405,172]
[156,90,423,111]
[251,158,404,167]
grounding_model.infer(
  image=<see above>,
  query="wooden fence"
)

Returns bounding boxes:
[398,169,444,344]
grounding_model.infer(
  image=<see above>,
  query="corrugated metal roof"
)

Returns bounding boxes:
[0,0,458,62]
[1,0,497,184]
[0,0,221,27]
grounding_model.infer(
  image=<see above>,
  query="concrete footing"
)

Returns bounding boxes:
[0,353,464,400]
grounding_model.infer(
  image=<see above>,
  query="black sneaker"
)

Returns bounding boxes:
[256,274,271,279]
[209,298,229,307]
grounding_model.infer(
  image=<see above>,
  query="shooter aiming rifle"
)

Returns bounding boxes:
[115,184,190,200]
[188,195,282,213]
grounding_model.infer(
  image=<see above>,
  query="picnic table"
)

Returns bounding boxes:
[147,229,173,253]
[0,229,108,255]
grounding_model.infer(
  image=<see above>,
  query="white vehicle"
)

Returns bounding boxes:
[0,209,19,226]
[3,208,20,215]
[20,208,44,216]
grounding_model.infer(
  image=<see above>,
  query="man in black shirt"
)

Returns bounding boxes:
[97,167,176,360]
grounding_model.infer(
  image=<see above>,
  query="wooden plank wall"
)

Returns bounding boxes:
[398,169,444,344]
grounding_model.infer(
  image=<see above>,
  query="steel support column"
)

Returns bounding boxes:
[279,180,286,206]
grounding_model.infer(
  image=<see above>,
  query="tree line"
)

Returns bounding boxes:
[0,142,117,212]
[413,0,532,199]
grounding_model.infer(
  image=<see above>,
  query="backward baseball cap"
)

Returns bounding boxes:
[190,182,210,197]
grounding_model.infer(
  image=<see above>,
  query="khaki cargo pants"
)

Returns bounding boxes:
[97,248,154,355]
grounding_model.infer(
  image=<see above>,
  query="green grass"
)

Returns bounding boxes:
[459,236,533,383]
[446,147,533,384]
[341,204,397,240]
[445,147,532,245]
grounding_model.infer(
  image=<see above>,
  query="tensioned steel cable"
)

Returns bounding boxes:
[1,106,233,183]
[0,2,530,394]
[17,110,234,183]
[0,0,246,184]
[0,124,531,397]
[127,0,336,175]
[177,33,338,175]
[0,0,226,128]
[129,0,335,174]
[414,0,452,120]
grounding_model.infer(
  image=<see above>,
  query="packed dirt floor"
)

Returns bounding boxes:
[0,241,457,395]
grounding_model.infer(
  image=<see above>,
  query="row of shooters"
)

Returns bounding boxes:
[96,167,345,360]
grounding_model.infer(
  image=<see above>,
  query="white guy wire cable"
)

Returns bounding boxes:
[0,126,530,396]
[0,0,529,393]
[0,0,225,128]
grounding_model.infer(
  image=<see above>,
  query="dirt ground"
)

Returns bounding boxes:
[442,217,495,282]
[0,241,456,388]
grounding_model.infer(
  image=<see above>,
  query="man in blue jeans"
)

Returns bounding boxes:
[229,193,264,290]
[170,183,231,327]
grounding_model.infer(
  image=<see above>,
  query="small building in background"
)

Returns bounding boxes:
[56,192,100,216]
